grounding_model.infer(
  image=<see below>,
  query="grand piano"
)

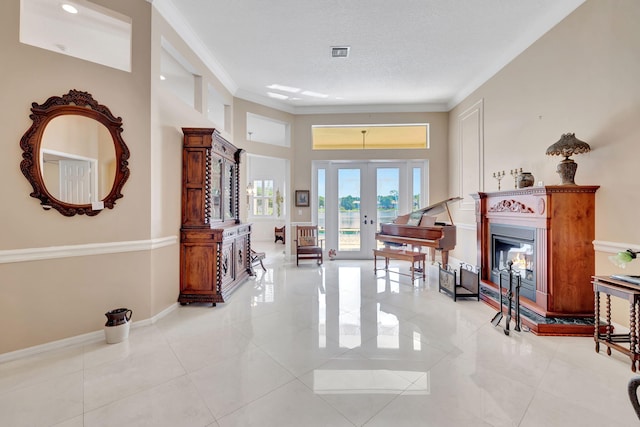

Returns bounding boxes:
[375,197,461,266]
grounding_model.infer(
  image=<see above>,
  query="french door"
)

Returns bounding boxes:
[314,161,426,259]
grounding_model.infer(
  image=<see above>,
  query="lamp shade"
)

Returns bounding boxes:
[546,133,591,185]
[545,133,591,159]
[609,249,639,269]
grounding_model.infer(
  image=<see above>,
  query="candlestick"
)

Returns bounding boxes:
[493,170,505,190]
[510,168,522,189]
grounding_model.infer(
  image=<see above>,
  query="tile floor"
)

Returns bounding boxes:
[1,243,638,426]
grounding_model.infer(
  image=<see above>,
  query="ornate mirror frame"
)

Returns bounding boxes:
[20,90,130,216]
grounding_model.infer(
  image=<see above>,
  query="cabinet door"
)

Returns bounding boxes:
[220,241,235,291]
[236,235,249,273]
[181,244,216,294]
[222,161,236,221]
[210,156,222,221]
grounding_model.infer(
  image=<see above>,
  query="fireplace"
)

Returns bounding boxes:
[472,185,599,335]
[490,224,535,301]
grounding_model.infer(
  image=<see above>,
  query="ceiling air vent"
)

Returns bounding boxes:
[331,46,350,58]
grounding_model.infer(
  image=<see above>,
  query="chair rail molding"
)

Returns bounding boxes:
[0,236,178,264]
[593,240,640,254]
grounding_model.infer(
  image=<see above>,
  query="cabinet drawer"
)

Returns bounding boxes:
[181,230,222,242]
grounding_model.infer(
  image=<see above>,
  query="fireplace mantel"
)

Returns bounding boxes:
[472,185,599,335]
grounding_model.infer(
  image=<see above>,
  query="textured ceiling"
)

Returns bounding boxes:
[156,0,585,113]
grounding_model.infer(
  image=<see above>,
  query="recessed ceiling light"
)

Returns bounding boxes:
[267,84,300,93]
[160,75,166,80]
[267,92,288,100]
[61,3,78,14]
[302,90,329,98]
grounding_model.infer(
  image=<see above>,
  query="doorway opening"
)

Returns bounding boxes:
[313,160,428,259]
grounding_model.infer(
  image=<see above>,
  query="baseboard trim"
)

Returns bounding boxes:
[0,236,178,264]
[0,303,179,363]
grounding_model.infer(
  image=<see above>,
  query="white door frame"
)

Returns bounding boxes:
[313,160,428,259]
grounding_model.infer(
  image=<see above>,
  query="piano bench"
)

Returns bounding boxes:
[373,248,426,282]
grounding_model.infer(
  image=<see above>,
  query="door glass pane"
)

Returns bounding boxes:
[376,168,400,249]
[338,168,360,251]
[413,167,421,210]
[223,162,235,220]
[210,158,222,221]
[317,169,326,240]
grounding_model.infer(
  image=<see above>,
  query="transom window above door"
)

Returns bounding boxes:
[312,124,429,150]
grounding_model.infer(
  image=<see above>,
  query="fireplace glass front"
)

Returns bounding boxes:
[490,224,536,301]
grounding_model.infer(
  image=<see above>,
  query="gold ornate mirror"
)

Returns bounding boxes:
[20,90,130,216]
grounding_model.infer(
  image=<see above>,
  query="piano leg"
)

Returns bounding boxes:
[441,250,449,267]
[429,248,436,263]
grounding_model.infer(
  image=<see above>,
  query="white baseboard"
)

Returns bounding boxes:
[0,303,179,363]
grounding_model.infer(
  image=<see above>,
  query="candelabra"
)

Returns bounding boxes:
[510,168,522,189]
[492,170,505,190]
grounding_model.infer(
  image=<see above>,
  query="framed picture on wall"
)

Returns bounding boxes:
[295,190,309,207]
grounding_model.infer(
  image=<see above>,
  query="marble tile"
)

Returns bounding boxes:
[51,415,84,427]
[537,355,638,425]
[520,387,638,427]
[189,346,295,418]
[299,355,414,425]
[232,306,316,346]
[0,345,83,394]
[0,370,83,427]
[410,353,537,426]
[167,323,256,373]
[84,375,214,427]
[217,380,353,427]
[258,326,350,377]
[363,387,493,427]
[82,325,170,369]
[84,341,186,411]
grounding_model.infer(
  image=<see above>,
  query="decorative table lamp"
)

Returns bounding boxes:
[545,133,591,185]
[609,249,640,269]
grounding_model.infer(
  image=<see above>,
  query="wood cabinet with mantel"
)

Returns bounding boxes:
[472,185,599,335]
[179,128,252,306]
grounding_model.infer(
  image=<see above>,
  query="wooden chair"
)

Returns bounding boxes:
[250,248,266,273]
[295,225,324,265]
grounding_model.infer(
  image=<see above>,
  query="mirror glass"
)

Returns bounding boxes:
[41,115,116,204]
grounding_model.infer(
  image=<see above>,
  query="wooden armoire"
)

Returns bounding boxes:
[178,128,252,306]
